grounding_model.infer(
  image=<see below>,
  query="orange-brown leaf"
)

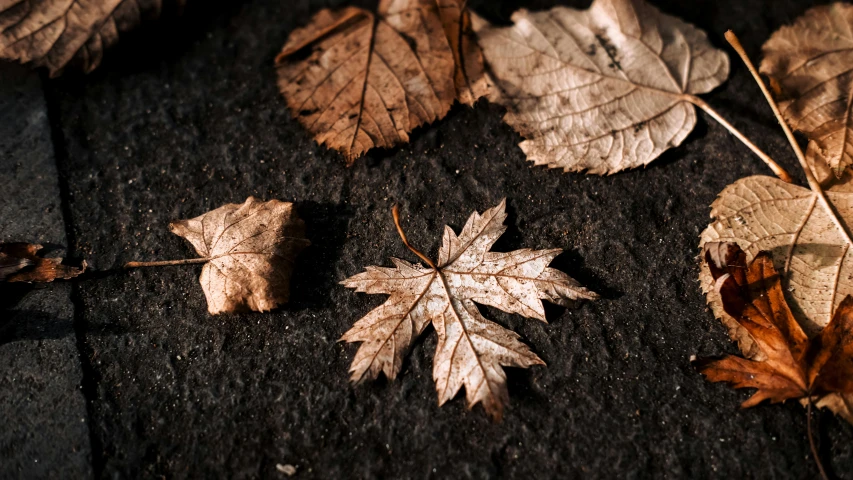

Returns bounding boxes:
[0,243,85,283]
[697,243,853,413]
[809,297,853,395]
[697,243,809,403]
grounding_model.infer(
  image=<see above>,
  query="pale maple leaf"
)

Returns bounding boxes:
[0,0,184,76]
[341,200,597,420]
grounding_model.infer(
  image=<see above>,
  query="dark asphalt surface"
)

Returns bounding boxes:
[2,0,851,478]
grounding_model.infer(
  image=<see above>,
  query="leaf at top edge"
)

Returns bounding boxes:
[472,0,729,175]
[275,0,488,163]
[0,0,185,77]
[760,2,853,177]
[697,242,853,413]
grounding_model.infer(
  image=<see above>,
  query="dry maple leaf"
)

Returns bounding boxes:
[340,200,597,420]
[126,197,310,315]
[0,0,184,77]
[760,3,853,177]
[274,0,487,162]
[472,0,735,175]
[697,243,853,408]
[0,242,85,282]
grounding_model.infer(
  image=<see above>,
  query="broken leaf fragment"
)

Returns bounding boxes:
[0,0,185,76]
[0,243,85,283]
[274,0,487,162]
[127,197,310,315]
[341,200,597,420]
[696,243,853,413]
[760,2,853,176]
[472,0,730,174]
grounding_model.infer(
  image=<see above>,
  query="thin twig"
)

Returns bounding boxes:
[724,31,853,251]
[685,95,792,182]
[807,397,830,480]
[392,204,437,269]
[124,258,210,268]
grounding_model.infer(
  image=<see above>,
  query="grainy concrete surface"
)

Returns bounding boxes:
[2,0,851,478]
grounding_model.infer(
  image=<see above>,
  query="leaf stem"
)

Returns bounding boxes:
[124,258,209,268]
[391,204,437,270]
[724,31,853,252]
[807,397,830,480]
[686,95,791,182]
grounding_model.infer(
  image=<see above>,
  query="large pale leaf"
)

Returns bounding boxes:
[341,200,597,420]
[760,3,853,176]
[274,0,461,162]
[0,0,183,76]
[472,0,729,174]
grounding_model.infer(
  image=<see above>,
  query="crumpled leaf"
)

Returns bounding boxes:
[696,243,853,412]
[274,0,487,162]
[169,197,310,315]
[760,2,853,177]
[472,0,729,174]
[699,175,853,420]
[0,0,184,77]
[0,243,85,283]
[341,200,597,420]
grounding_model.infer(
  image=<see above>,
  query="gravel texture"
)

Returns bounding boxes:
[3,0,852,478]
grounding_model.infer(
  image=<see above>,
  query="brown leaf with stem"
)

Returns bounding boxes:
[340,200,597,420]
[0,243,85,283]
[275,0,487,162]
[760,2,853,177]
[126,197,310,315]
[471,0,789,179]
[0,0,184,77]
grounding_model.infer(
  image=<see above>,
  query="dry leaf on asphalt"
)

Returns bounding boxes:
[127,197,310,315]
[472,0,730,174]
[341,200,597,420]
[274,0,487,162]
[0,0,184,76]
[760,3,853,177]
[0,243,85,283]
[696,243,853,415]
